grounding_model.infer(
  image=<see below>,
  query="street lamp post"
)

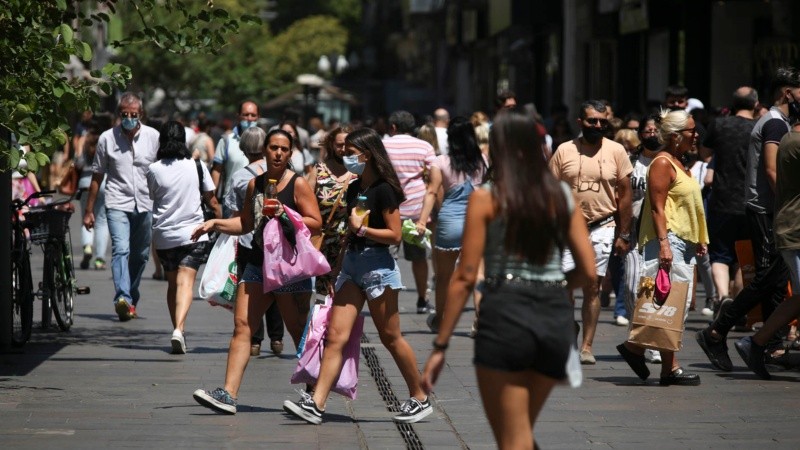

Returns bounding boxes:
[296,73,324,126]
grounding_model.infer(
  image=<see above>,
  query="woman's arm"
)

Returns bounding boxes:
[192,180,253,240]
[565,193,597,290]
[203,191,221,219]
[421,189,491,392]
[647,157,676,265]
[416,166,443,235]
[205,137,215,164]
[293,175,322,234]
[349,206,402,246]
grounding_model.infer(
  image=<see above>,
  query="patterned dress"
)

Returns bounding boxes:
[314,160,356,293]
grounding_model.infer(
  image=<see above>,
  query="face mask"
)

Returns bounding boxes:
[582,126,605,144]
[789,97,800,119]
[343,154,365,175]
[642,136,661,150]
[121,117,139,131]
[239,120,257,130]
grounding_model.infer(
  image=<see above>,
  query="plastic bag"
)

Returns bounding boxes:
[402,219,431,250]
[262,206,331,293]
[198,233,237,310]
[290,295,363,399]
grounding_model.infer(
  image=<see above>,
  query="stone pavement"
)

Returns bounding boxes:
[2,211,799,449]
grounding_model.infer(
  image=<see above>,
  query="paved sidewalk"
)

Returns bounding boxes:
[2,212,800,449]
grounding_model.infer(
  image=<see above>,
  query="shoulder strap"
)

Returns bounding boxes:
[195,159,205,201]
[245,165,259,177]
[326,173,353,224]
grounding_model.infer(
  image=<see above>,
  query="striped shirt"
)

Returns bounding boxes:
[383,134,436,220]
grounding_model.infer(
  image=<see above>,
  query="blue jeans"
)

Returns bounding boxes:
[106,207,152,305]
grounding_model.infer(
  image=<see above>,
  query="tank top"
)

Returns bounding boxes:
[249,171,300,266]
[638,155,709,247]
[483,182,573,282]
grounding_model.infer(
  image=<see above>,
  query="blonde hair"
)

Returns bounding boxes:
[657,108,690,146]
[474,122,490,146]
[470,111,489,128]
[416,124,440,154]
[613,128,640,151]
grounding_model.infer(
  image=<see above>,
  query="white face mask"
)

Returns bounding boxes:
[343,154,365,175]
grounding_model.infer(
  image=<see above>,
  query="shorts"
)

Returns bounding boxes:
[707,212,750,265]
[156,242,209,272]
[335,247,404,300]
[474,283,573,378]
[642,231,697,265]
[781,250,800,294]
[239,263,313,294]
[434,213,464,250]
[561,225,615,277]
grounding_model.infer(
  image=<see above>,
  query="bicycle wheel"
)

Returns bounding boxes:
[12,248,34,346]
[50,240,75,331]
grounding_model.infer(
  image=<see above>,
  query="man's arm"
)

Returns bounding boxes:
[82,172,104,230]
[211,162,224,194]
[763,142,779,192]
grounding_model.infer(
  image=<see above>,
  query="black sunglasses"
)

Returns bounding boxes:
[584,117,609,126]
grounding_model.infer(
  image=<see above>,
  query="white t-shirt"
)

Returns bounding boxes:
[147,158,216,249]
[434,127,449,155]
[631,154,653,219]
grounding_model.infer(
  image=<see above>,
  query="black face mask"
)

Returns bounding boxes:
[582,126,605,144]
[667,105,684,112]
[789,99,800,119]
[642,136,661,150]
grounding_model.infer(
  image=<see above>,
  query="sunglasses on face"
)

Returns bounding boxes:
[584,117,609,126]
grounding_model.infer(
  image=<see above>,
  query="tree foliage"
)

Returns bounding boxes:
[0,0,259,172]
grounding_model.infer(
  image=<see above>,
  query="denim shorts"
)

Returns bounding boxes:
[156,242,209,272]
[642,231,697,265]
[240,263,313,293]
[335,247,404,300]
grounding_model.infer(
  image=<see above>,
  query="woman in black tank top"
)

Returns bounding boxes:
[190,129,322,414]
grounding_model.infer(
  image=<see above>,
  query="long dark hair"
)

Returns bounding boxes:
[279,120,301,150]
[156,121,191,160]
[345,128,405,203]
[490,108,569,264]
[447,116,485,179]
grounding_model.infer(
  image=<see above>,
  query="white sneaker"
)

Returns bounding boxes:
[644,349,661,364]
[171,329,186,354]
[701,307,714,317]
[614,316,630,326]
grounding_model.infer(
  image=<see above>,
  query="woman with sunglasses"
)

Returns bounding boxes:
[421,108,596,449]
[616,109,709,386]
[190,129,322,414]
[283,128,432,425]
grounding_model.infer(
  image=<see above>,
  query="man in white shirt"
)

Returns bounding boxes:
[83,92,160,322]
[433,108,449,155]
[211,101,259,218]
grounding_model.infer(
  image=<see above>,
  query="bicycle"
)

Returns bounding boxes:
[23,189,90,333]
[10,190,52,346]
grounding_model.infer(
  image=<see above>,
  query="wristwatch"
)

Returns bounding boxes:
[618,232,631,243]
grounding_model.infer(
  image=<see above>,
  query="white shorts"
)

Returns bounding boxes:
[561,225,615,277]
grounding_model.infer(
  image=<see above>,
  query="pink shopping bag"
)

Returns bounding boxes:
[290,295,363,399]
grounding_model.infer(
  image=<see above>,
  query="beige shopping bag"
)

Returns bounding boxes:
[627,273,690,352]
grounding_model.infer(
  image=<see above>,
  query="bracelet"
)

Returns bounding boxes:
[432,339,449,351]
[657,236,668,242]
[356,226,367,237]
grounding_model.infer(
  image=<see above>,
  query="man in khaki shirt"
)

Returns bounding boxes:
[549,100,633,364]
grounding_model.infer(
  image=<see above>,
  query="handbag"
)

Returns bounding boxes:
[310,173,352,250]
[59,162,78,195]
[290,294,363,399]
[627,260,692,352]
[261,205,331,293]
[654,267,671,307]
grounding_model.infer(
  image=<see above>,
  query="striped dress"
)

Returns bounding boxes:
[383,134,436,220]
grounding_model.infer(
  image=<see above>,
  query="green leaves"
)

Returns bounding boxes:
[58,23,73,44]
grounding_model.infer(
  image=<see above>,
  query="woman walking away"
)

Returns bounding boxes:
[191,129,321,414]
[420,108,596,450]
[616,109,709,386]
[416,116,487,332]
[283,128,432,425]
[147,121,220,354]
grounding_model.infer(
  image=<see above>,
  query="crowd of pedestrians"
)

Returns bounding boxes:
[12,64,800,450]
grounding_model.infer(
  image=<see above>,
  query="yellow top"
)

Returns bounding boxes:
[639,155,709,247]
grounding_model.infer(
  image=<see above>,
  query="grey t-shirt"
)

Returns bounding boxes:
[746,107,790,214]
[223,161,266,249]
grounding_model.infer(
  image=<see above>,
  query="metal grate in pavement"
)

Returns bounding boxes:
[361,334,425,450]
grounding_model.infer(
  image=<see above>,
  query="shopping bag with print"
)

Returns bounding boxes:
[198,233,237,311]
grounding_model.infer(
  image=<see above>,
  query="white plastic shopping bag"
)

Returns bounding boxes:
[198,233,238,310]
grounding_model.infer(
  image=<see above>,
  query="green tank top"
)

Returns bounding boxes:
[483,182,573,282]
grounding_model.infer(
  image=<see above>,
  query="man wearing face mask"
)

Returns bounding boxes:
[696,87,758,317]
[211,100,259,218]
[549,100,633,365]
[83,92,160,321]
[696,67,799,373]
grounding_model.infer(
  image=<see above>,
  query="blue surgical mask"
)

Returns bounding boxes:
[121,117,139,131]
[343,155,365,175]
[239,120,257,131]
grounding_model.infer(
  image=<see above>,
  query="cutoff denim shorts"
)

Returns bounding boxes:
[240,263,313,294]
[335,246,404,300]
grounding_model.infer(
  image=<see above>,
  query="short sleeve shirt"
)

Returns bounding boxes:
[213,127,250,197]
[774,131,800,251]
[432,154,487,192]
[704,115,754,214]
[548,138,633,222]
[147,158,215,249]
[223,161,266,249]
[93,125,160,212]
[345,179,400,248]
[746,107,790,214]
[383,134,436,220]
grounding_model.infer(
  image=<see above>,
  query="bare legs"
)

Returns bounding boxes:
[165,266,198,332]
[432,249,460,325]
[577,280,602,354]
[411,258,429,302]
[313,282,424,409]
[477,365,557,450]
